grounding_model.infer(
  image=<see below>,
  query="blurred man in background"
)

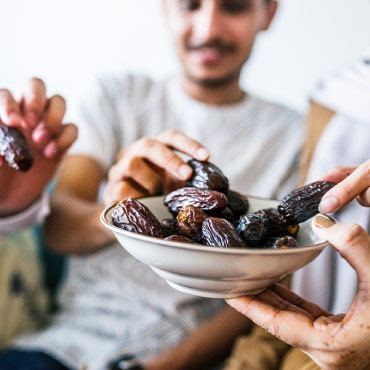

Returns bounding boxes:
[0,1,303,369]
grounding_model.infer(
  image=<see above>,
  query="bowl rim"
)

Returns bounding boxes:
[100,195,330,256]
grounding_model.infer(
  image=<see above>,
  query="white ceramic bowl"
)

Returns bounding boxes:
[101,196,329,299]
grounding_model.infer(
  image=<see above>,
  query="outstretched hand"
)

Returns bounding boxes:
[0,78,77,216]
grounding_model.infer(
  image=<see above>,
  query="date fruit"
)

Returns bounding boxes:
[165,235,195,243]
[236,213,269,248]
[207,206,235,222]
[187,159,229,193]
[162,218,178,236]
[278,181,335,224]
[265,236,297,250]
[164,187,228,214]
[177,206,207,242]
[202,217,245,248]
[112,199,164,238]
[227,190,249,218]
[0,124,33,171]
[254,208,299,238]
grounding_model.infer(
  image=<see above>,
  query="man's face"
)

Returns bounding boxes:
[164,0,276,87]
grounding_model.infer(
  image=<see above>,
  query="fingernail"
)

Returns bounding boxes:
[178,164,192,180]
[44,142,58,158]
[313,214,336,229]
[196,148,209,160]
[32,126,48,142]
[319,196,339,214]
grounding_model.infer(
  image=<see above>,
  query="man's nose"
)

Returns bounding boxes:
[193,3,223,42]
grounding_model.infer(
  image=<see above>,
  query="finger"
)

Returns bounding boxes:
[227,295,316,348]
[312,215,370,283]
[109,156,163,195]
[32,122,52,150]
[21,78,47,128]
[107,179,147,204]
[132,138,193,180]
[156,129,209,161]
[270,284,330,319]
[259,289,315,320]
[319,166,356,184]
[44,95,66,134]
[43,123,78,159]
[319,161,370,213]
[0,89,23,127]
[357,188,370,207]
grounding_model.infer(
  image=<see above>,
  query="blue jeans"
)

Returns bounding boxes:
[0,349,70,370]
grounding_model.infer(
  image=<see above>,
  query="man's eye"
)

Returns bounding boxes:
[221,0,252,13]
[179,0,201,12]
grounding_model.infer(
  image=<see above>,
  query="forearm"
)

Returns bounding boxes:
[45,190,114,255]
[145,306,252,370]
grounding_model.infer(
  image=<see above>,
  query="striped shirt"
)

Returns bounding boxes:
[13,75,303,370]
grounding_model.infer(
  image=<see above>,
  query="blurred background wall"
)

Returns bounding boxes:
[1,0,370,113]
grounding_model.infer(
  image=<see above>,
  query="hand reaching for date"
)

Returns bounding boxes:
[104,129,210,206]
[319,160,370,213]
[0,78,77,216]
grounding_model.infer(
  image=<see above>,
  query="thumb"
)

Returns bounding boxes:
[312,215,370,284]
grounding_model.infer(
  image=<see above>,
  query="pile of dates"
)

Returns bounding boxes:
[112,159,335,249]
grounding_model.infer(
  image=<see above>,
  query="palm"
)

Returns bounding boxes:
[228,282,370,370]
[0,128,60,215]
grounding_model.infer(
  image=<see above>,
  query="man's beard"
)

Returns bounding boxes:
[185,68,241,89]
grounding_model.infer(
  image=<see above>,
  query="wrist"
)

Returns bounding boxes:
[0,192,50,234]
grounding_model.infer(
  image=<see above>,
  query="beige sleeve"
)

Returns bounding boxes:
[224,276,292,370]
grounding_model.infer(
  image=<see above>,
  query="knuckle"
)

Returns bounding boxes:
[360,161,370,180]
[158,128,178,139]
[343,224,364,245]
[137,137,155,150]
[125,156,140,173]
[165,153,182,170]
[165,128,179,137]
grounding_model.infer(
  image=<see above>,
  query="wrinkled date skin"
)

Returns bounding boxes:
[255,208,299,238]
[162,218,178,236]
[165,235,195,243]
[207,206,235,222]
[164,187,228,214]
[265,236,298,250]
[278,181,335,224]
[202,217,245,248]
[187,159,229,193]
[236,213,269,248]
[112,199,164,238]
[0,124,33,171]
[177,206,207,242]
[227,190,249,218]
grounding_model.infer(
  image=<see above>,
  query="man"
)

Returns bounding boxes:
[0,79,77,362]
[0,1,303,369]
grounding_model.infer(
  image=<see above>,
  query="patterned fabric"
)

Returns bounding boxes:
[14,75,303,370]
[0,228,48,349]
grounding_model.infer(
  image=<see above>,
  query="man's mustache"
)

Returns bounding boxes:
[187,39,236,53]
